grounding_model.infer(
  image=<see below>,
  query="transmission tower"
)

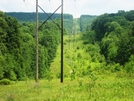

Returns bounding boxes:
[35,0,64,83]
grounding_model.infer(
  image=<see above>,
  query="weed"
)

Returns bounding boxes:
[6,93,15,101]
[0,79,12,85]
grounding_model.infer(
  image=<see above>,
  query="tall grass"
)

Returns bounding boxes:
[0,74,134,101]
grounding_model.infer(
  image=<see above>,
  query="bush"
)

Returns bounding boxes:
[0,79,12,85]
[44,70,54,81]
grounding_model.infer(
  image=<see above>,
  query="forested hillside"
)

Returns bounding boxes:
[0,11,61,80]
[79,15,97,32]
[5,12,97,33]
[5,12,73,34]
[83,10,134,72]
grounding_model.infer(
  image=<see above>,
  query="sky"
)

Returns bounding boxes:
[0,0,134,18]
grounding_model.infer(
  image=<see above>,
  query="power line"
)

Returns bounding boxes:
[23,0,29,11]
[49,0,52,13]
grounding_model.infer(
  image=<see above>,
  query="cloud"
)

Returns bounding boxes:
[0,0,134,18]
[75,0,134,16]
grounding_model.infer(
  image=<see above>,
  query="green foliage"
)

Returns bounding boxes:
[5,12,73,34]
[124,10,134,21]
[100,32,119,61]
[0,79,11,85]
[0,12,8,55]
[82,30,96,44]
[89,72,98,81]
[44,69,54,81]
[124,55,134,73]
[1,9,134,81]
[91,10,134,67]
[80,15,97,32]
[0,55,4,79]
[0,75,134,100]
[1,9,134,100]
[91,13,112,41]
[91,11,132,41]
[0,11,60,81]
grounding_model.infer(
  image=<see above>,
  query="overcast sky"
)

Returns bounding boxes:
[0,0,134,18]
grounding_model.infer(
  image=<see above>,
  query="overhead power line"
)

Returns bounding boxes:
[23,0,29,11]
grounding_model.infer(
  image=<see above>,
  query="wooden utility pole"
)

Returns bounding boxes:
[60,0,64,83]
[36,0,39,83]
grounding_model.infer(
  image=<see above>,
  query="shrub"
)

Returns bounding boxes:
[0,79,12,85]
[45,70,54,81]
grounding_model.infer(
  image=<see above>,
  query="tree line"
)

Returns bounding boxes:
[5,12,73,34]
[82,10,134,72]
[5,12,97,33]
[0,11,61,80]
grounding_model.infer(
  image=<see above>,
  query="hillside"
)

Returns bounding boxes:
[79,15,97,31]
[5,12,97,33]
[5,12,73,33]
[5,12,73,22]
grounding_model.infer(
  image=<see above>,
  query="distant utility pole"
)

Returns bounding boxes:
[35,0,39,83]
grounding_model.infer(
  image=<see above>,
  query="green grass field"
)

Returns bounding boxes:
[0,73,134,101]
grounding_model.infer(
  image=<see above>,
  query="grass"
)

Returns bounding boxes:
[0,79,61,101]
[1,34,134,101]
[0,73,134,101]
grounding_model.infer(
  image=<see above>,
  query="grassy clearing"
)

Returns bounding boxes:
[0,79,61,101]
[1,34,134,101]
[0,74,134,101]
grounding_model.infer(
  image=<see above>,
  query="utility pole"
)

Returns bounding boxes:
[61,0,64,83]
[36,0,39,83]
[35,0,64,83]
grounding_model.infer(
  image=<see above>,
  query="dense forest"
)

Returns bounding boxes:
[0,11,61,80]
[5,12,73,34]
[80,15,97,32]
[0,10,134,82]
[82,10,134,72]
[5,12,73,22]
[5,12,97,33]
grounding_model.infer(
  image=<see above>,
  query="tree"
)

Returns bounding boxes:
[92,11,134,66]
[0,55,4,79]
[125,55,134,73]
[91,14,113,41]
[80,15,97,32]
[0,11,8,55]
[82,31,96,44]
[0,12,62,80]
